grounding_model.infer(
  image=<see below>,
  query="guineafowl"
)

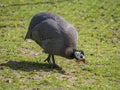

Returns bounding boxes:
[25,12,85,69]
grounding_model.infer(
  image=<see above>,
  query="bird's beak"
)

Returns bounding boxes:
[76,58,85,63]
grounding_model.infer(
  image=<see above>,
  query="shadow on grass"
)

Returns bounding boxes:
[0,60,65,74]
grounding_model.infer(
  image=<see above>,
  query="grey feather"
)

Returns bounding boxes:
[25,12,78,59]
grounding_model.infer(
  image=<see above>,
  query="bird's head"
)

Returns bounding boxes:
[73,50,85,63]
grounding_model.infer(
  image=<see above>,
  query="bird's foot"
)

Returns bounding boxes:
[44,58,52,64]
[52,64,62,70]
[44,54,52,64]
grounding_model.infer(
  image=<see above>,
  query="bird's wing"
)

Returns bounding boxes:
[31,19,64,55]
[31,19,62,41]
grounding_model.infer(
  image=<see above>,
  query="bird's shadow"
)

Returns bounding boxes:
[0,60,65,74]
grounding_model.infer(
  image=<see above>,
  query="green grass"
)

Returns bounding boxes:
[0,0,120,90]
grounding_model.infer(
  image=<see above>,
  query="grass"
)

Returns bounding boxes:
[0,0,120,90]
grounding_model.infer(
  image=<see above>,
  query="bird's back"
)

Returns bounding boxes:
[28,12,65,32]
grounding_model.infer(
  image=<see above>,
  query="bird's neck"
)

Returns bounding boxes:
[64,47,75,59]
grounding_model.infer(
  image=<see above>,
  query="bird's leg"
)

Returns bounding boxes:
[52,55,61,69]
[44,54,52,64]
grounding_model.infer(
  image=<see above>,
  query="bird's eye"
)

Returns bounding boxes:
[80,56,83,58]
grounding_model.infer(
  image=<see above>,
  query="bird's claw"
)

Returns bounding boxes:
[44,59,52,64]
[44,59,47,62]
[52,64,62,70]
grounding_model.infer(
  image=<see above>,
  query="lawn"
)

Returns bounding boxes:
[0,0,120,90]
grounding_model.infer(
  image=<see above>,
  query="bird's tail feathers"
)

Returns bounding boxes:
[24,31,31,40]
